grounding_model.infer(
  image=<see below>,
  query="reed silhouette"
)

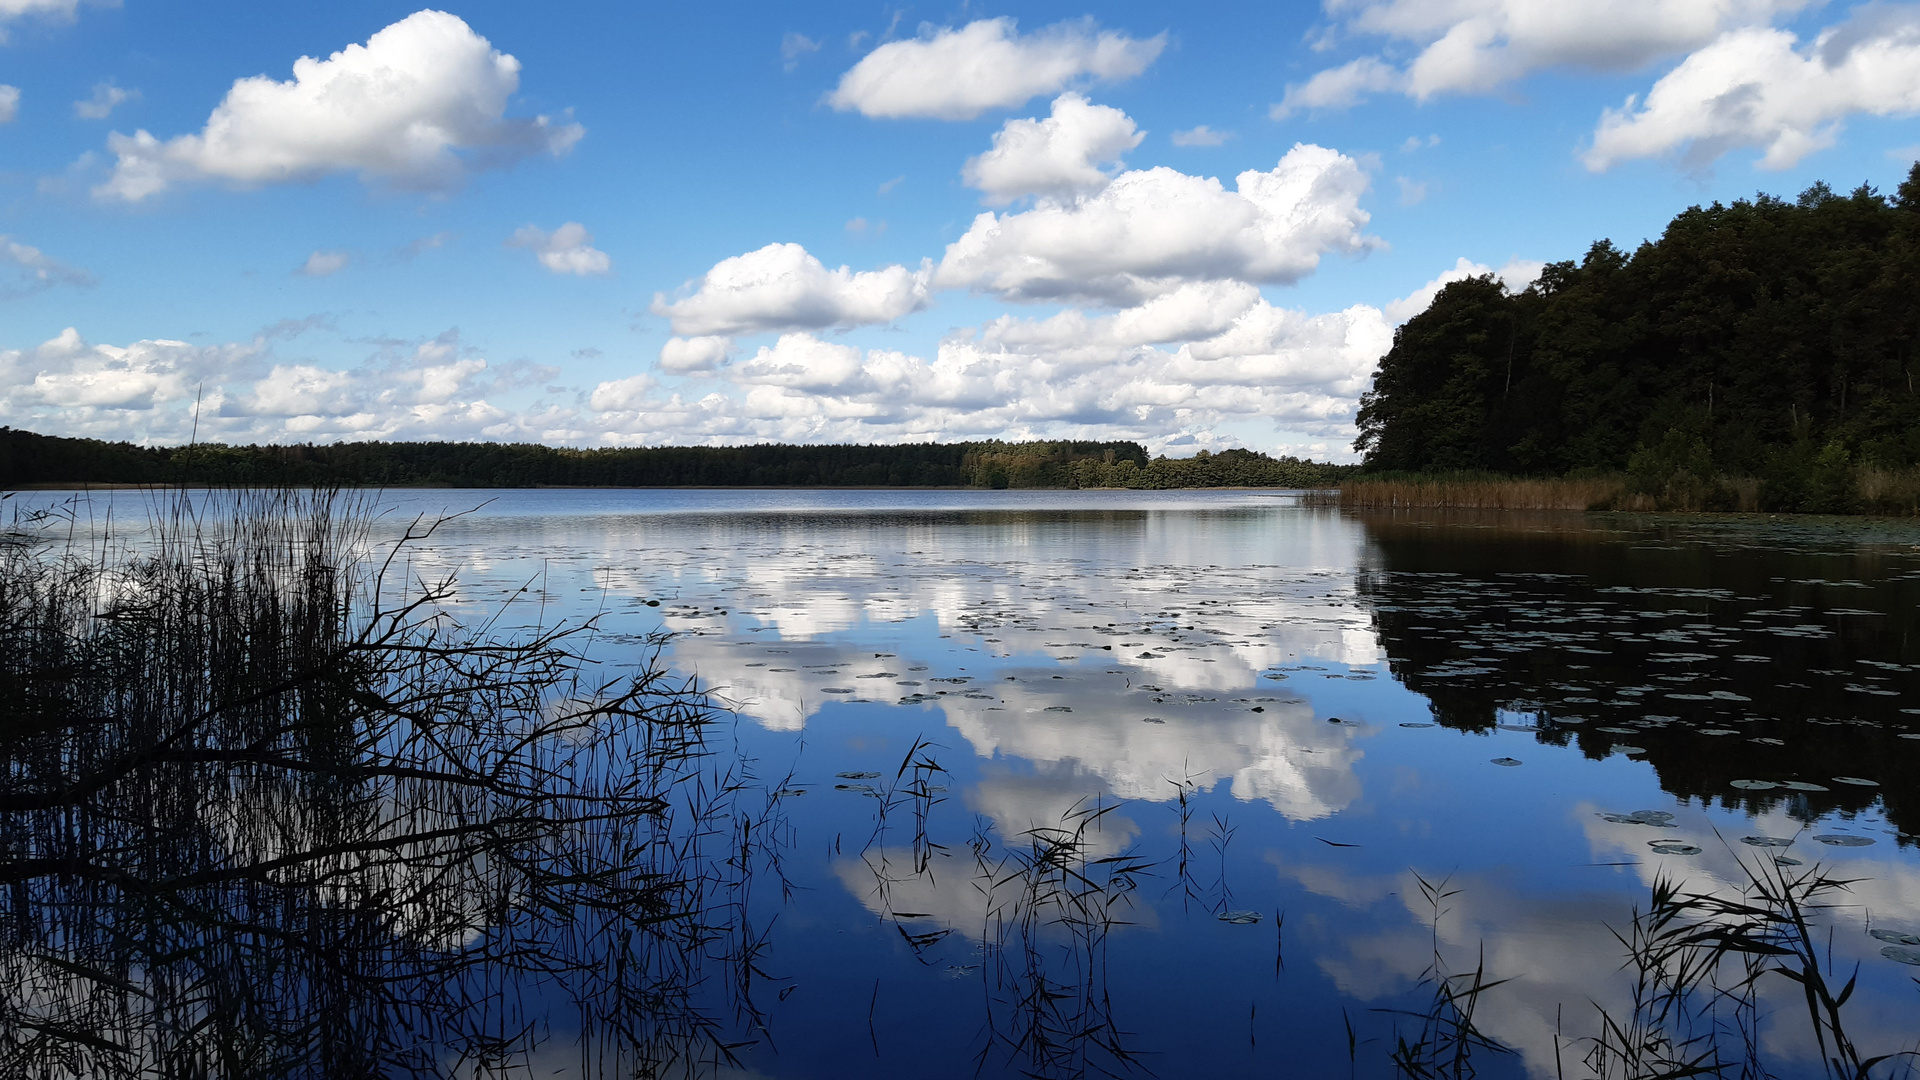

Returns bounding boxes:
[0,488,782,1079]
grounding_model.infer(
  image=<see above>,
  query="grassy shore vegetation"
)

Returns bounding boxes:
[1352,166,1920,516]
[0,427,1350,490]
[0,488,789,1077]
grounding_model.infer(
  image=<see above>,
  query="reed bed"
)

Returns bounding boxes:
[0,487,783,1080]
[1337,475,1628,511]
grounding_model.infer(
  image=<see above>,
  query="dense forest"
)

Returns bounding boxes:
[1357,165,1920,513]
[0,427,1348,490]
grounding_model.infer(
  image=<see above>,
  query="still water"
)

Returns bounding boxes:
[16,489,1920,1077]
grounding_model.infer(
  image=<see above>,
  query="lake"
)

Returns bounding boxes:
[7,488,1919,1078]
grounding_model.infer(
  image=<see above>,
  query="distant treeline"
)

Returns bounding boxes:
[0,428,1350,490]
[1357,166,1920,514]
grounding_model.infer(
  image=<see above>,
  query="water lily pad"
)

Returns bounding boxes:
[1597,726,1639,734]
[1831,776,1879,787]
[1870,928,1920,946]
[834,783,877,793]
[1749,737,1785,746]
[1649,841,1702,855]
[1777,781,1829,792]
[1491,757,1523,767]
[821,687,855,694]
[1740,836,1794,848]
[1218,911,1262,925]
[836,771,882,779]
[1698,729,1739,736]
[1882,945,1920,966]
[1043,706,1073,713]
[1600,810,1675,826]
[1398,722,1435,728]
[1730,779,1778,790]
[1813,834,1874,847]
[1773,856,1802,867]
[1611,745,1647,755]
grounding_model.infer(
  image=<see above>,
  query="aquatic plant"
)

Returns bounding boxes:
[0,488,781,1079]
[1583,849,1919,1080]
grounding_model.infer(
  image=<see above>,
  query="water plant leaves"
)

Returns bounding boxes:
[1881,946,1920,966]
[1740,836,1794,848]
[1730,779,1778,790]
[1830,776,1879,787]
[836,771,882,779]
[1648,841,1701,855]
[1812,834,1874,847]
[1776,780,1829,792]
[1490,757,1522,767]
[1217,911,1262,925]
[1869,929,1920,946]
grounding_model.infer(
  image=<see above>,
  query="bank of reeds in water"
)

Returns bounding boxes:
[1336,475,1630,511]
[1339,467,1920,515]
[0,487,786,1080]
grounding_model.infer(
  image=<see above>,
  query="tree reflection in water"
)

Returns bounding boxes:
[0,489,782,1079]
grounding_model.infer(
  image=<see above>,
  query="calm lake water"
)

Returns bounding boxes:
[17,488,1920,1077]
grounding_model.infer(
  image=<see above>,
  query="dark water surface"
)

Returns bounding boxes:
[16,489,1920,1077]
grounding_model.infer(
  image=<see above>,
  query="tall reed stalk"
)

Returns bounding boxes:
[0,487,777,1079]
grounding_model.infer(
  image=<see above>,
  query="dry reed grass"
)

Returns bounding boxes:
[1338,476,1627,511]
[1858,467,1920,515]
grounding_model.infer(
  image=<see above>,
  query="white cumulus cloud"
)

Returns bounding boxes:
[658,335,732,374]
[1586,11,1920,171]
[508,222,611,276]
[94,10,583,202]
[1383,255,1544,324]
[652,242,933,337]
[0,0,76,40]
[827,17,1165,120]
[1280,0,1811,113]
[962,92,1142,204]
[937,143,1378,306]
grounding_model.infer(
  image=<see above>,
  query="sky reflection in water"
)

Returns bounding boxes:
[108,489,1920,1076]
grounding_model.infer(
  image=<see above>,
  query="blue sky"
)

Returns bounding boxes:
[3,0,1918,459]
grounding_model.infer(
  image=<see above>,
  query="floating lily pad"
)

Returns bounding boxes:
[1774,856,1802,867]
[1611,746,1647,756]
[1218,911,1262,925]
[1730,779,1778,790]
[1698,729,1740,736]
[1882,945,1920,966]
[773,788,808,797]
[1870,928,1920,946]
[1043,706,1073,713]
[1750,737,1785,746]
[836,771,882,779]
[1777,780,1830,792]
[1399,722,1435,728]
[1597,726,1638,734]
[821,687,855,694]
[1140,717,1165,724]
[1649,841,1701,855]
[1813,834,1874,847]
[1898,732,1920,739]
[1600,810,1675,827]
[834,783,877,793]
[1491,757,1523,767]
[1740,836,1794,848]
[1831,776,1879,787]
